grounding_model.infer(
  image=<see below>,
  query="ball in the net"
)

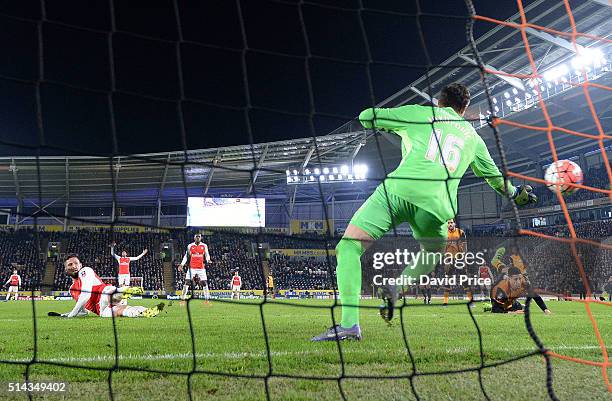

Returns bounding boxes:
[544,160,583,195]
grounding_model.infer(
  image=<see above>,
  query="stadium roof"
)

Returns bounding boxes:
[342,0,612,183]
[1,0,610,209]
[0,131,372,207]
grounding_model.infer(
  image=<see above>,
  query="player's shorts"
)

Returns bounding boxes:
[491,299,523,313]
[100,305,119,318]
[232,285,241,292]
[118,274,130,287]
[350,184,447,250]
[98,286,118,318]
[8,286,18,292]
[186,268,207,281]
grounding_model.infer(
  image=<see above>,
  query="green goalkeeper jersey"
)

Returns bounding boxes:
[359,104,514,222]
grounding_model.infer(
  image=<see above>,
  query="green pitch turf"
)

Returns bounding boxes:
[0,298,609,401]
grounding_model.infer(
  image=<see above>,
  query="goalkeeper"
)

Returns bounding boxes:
[312,83,537,342]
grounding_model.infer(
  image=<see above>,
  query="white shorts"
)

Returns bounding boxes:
[118,274,130,286]
[232,285,241,292]
[8,286,18,293]
[186,269,207,281]
[99,286,117,318]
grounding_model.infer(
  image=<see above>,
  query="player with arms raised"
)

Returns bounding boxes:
[231,271,242,300]
[312,83,537,341]
[3,269,21,301]
[178,233,212,304]
[61,254,162,318]
[111,243,148,288]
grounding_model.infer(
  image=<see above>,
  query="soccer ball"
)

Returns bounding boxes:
[544,160,583,195]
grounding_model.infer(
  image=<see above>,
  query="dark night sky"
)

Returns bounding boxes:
[0,0,529,156]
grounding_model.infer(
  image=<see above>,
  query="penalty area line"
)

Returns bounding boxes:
[9,345,603,364]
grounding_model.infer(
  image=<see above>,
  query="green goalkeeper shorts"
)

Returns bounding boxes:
[349,184,448,248]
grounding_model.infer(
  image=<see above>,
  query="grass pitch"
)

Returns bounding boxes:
[0,298,609,400]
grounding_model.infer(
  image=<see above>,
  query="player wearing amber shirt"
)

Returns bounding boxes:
[443,219,467,306]
[266,275,275,299]
[178,233,212,302]
[445,219,466,257]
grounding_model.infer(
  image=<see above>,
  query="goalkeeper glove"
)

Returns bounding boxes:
[512,185,537,206]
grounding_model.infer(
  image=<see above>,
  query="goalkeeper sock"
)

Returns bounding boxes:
[336,238,364,328]
[444,291,449,304]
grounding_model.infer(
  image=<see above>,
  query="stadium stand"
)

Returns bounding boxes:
[0,229,44,291]
[0,221,607,297]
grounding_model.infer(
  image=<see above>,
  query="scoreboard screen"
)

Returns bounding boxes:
[187,197,266,227]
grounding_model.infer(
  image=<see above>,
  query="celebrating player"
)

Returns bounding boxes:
[312,83,537,341]
[111,243,148,288]
[62,254,162,318]
[178,233,212,303]
[4,269,21,301]
[231,271,242,300]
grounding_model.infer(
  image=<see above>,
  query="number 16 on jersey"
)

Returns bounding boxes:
[425,129,464,173]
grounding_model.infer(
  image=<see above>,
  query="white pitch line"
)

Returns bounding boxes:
[10,345,605,365]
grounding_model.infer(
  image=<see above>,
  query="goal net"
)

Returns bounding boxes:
[0,0,609,400]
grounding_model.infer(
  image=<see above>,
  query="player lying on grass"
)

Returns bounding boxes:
[488,267,551,314]
[61,254,163,318]
[489,245,550,313]
[312,83,537,341]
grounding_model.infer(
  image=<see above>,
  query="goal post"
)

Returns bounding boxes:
[100,276,144,288]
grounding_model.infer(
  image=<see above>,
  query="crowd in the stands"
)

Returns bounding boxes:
[0,229,44,291]
[0,220,608,298]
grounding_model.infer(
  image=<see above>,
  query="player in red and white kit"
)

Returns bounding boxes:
[61,254,162,318]
[4,270,21,301]
[178,233,211,302]
[478,264,493,300]
[110,243,148,287]
[231,271,242,300]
